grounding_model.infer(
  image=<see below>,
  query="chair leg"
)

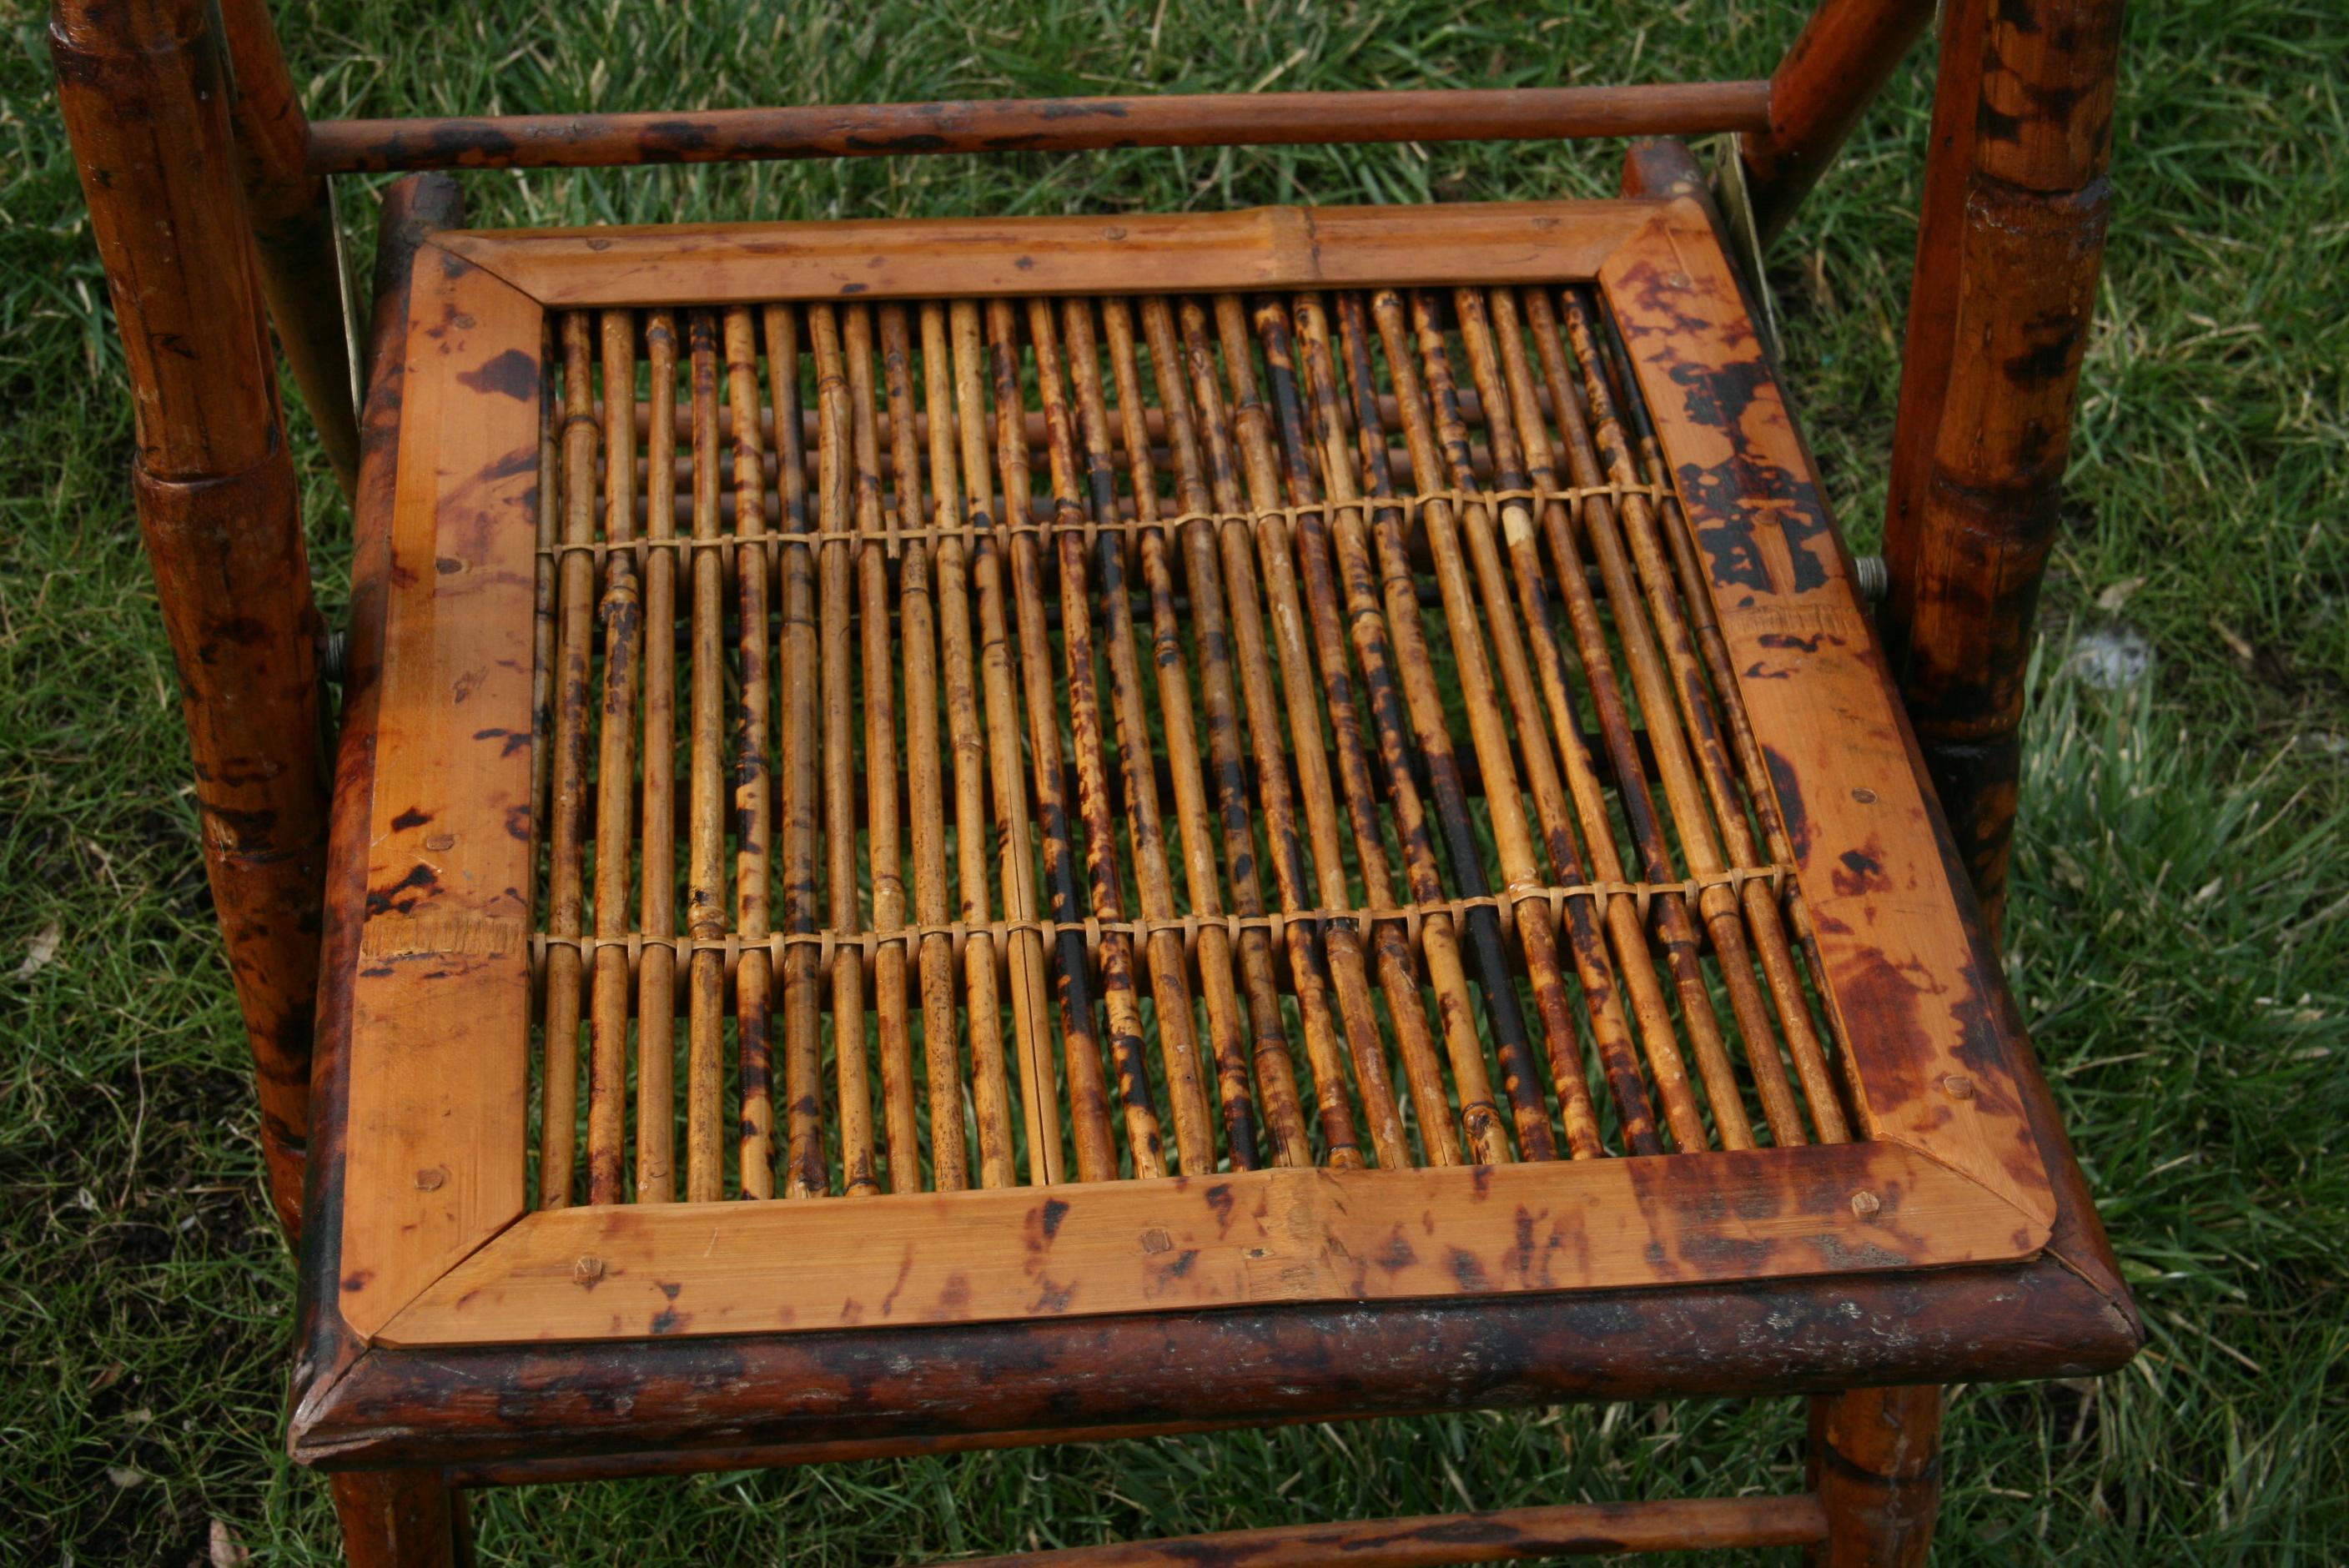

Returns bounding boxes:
[329,1471,470,1568]
[1808,1386,1943,1566]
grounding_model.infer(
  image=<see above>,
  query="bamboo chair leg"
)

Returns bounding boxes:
[1808,1387,1944,1566]
[329,1472,470,1568]
[1880,0,2123,937]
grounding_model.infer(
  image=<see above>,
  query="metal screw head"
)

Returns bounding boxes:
[1851,787,1879,804]
[573,1255,605,1284]
[1944,1073,1976,1100]
[1849,1191,1881,1218]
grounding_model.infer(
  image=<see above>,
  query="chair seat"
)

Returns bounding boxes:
[297,194,2130,1475]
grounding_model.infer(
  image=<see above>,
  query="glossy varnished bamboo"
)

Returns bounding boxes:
[586,312,641,1205]
[1741,0,1935,244]
[683,313,728,1202]
[636,309,680,1201]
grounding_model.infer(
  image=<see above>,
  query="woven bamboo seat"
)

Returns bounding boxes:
[56,0,2138,1559]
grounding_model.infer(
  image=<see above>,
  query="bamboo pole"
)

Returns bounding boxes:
[1742,0,1936,244]
[308,82,1776,173]
[839,307,895,1199]
[879,305,949,1191]
[586,311,641,1205]
[920,304,1020,1189]
[724,309,777,1199]
[683,312,728,1202]
[636,309,679,1200]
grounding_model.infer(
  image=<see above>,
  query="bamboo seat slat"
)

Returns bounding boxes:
[527,281,1852,1203]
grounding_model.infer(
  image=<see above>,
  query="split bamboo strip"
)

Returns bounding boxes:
[586,311,641,1205]
[920,304,1018,1189]
[636,309,679,1201]
[1059,300,1218,1174]
[1179,299,1365,1169]
[723,309,777,1198]
[683,312,728,1202]
[1104,300,1264,1170]
[879,305,953,1190]
[541,313,598,1209]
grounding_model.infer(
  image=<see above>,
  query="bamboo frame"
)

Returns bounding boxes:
[327,198,2065,1352]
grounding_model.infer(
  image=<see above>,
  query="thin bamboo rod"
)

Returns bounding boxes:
[1550,286,1805,1147]
[1367,289,1576,1161]
[921,304,1019,1189]
[880,305,953,1191]
[1031,302,1170,1179]
[586,310,641,1206]
[541,312,597,1209]
[769,304,828,1201]
[1103,300,1264,1171]
[636,309,679,1201]
[984,300,1129,1182]
[307,82,1775,173]
[1178,300,1366,1170]
[811,304,868,1202]
[1512,288,1760,1151]
[1743,0,1935,244]
[1575,294,1845,1143]
[1141,299,1312,1169]
[724,308,777,1198]
[1331,293,1519,1167]
[1230,299,1425,1169]
[683,312,728,1203]
[1287,296,1486,1169]
[955,301,1079,1184]
[843,306,899,1199]
[1061,300,1219,1174]
[1473,288,1710,1153]
[1436,286,1673,1157]
[1611,345,1854,1139]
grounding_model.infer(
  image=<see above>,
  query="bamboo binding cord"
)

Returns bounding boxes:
[533,288,1838,1200]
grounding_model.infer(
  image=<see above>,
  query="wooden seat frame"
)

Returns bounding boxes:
[54,0,2135,1562]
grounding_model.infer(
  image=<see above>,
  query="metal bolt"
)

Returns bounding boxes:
[1849,1191,1881,1219]
[1850,787,1878,804]
[1944,1073,1976,1100]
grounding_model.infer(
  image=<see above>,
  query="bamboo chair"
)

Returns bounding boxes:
[53,0,2137,1560]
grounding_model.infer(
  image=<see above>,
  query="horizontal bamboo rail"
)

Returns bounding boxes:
[953,1493,1828,1566]
[306,83,1772,173]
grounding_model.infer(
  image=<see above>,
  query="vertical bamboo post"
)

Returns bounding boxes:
[1740,0,1937,244]
[215,0,363,496]
[1881,0,2123,938]
[53,0,329,1235]
[1809,1386,1944,1566]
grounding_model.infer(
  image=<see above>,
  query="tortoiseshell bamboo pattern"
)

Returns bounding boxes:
[528,286,1859,1197]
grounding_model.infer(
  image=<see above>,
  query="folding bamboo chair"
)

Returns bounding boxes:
[53,0,2137,1560]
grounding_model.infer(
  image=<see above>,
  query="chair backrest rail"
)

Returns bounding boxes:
[304,82,1772,175]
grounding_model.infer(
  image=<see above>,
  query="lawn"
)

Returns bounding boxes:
[3,1,2345,1563]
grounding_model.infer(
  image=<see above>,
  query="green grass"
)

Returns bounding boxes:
[3,0,2346,1561]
